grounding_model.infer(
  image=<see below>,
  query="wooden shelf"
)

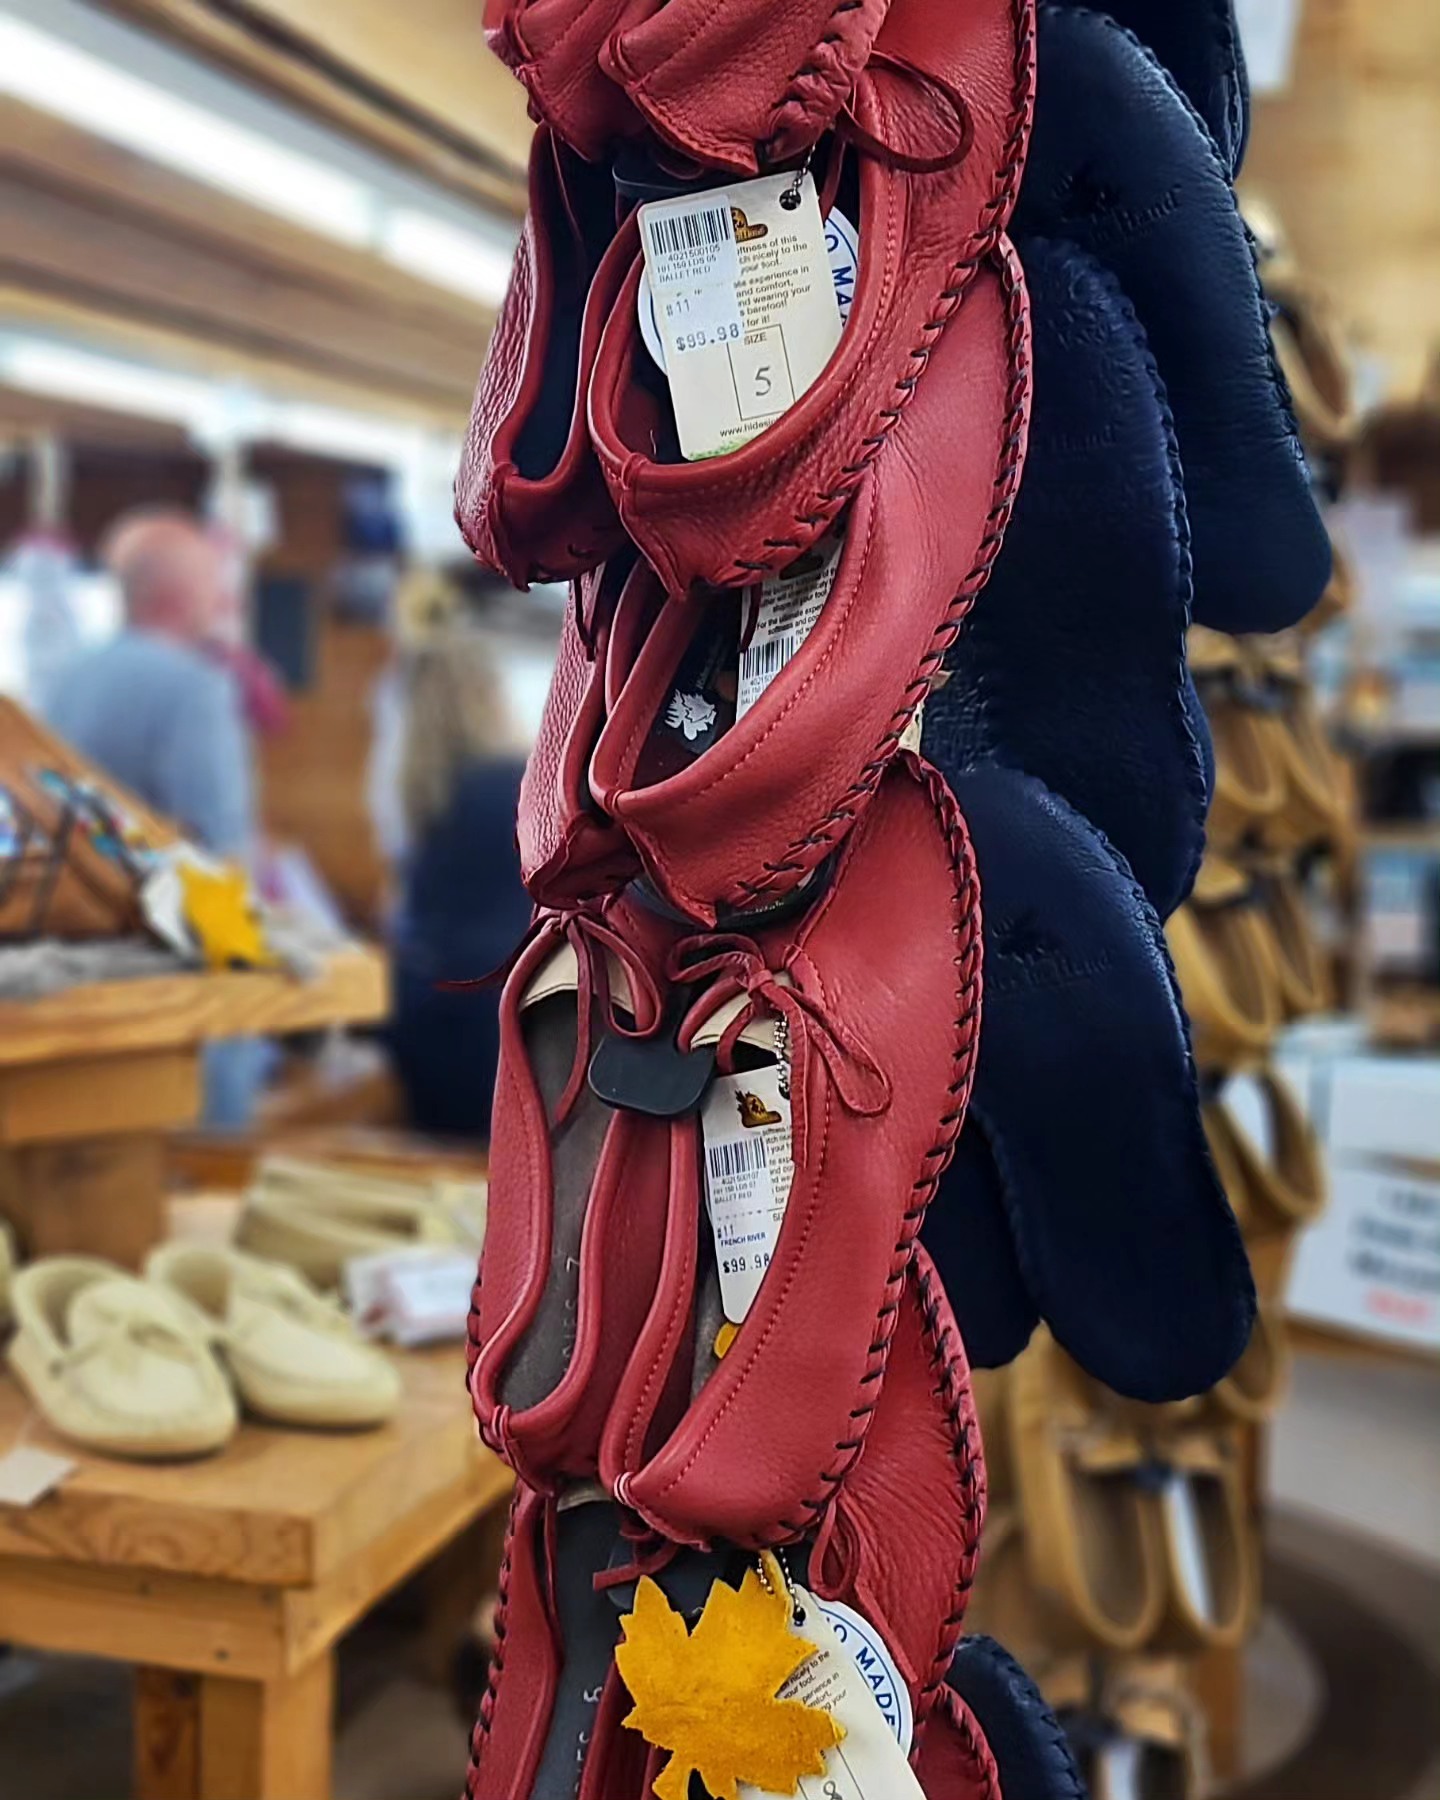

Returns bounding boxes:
[0,1347,511,1800]
[0,948,387,1070]
[0,1345,498,1591]
[1361,825,1440,854]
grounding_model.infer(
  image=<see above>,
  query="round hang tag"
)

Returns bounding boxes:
[638,204,861,373]
[812,1595,914,1753]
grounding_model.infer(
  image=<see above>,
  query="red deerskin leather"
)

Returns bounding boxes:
[587,0,1036,597]
[455,131,628,588]
[604,755,983,1548]
[466,1490,649,1800]
[600,0,893,175]
[466,1489,556,1799]
[589,240,1030,924]
[483,0,647,163]
[813,1248,987,1735]
[518,564,639,906]
[468,899,680,1485]
[916,1686,1006,1800]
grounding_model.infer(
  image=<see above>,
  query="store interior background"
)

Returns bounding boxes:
[0,1,1437,1796]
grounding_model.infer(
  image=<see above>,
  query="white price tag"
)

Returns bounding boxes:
[0,1444,76,1508]
[701,1066,793,1324]
[814,1598,914,1754]
[343,1246,476,1346]
[739,1587,926,1800]
[639,204,858,373]
[639,172,842,461]
[737,531,845,719]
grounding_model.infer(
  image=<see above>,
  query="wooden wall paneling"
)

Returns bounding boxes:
[0,99,499,365]
[0,286,473,435]
[259,617,392,929]
[1242,0,1440,396]
[106,0,530,217]
[0,171,483,410]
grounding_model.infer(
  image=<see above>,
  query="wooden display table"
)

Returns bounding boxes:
[0,1345,510,1800]
[0,949,387,1268]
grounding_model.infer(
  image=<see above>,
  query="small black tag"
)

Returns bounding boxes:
[588,1026,716,1119]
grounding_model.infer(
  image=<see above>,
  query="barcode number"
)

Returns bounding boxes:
[707,1136,768,1180]
[647,203,734,263]
[743,633,800,686]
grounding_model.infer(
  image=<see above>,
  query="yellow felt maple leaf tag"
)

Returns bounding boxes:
[616,1554,843,1800]
[178,860,277,970]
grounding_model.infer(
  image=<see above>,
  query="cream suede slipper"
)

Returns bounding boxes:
[8,1258,237,1459]
[147,1244,401,1430]
[237,1155,484,1288]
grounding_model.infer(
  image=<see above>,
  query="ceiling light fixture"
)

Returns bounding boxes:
[0,9,516,304]
[0,16,376,245]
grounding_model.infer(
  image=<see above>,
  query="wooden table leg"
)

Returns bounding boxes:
[418,1503,508,1685]
[135,1653,336,1800]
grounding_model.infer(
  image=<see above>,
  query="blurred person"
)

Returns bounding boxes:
[47,508,255,857]
[202,524,289,741]
[387,623,530,1139]
[44,507,265,1126]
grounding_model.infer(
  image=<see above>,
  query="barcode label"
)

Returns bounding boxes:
[640,190,739,291]
[707,1135,769,1181]
[742,634,798,690]
[647,203,733,261]
[701,1067,794,1325]
[737,529,846,719]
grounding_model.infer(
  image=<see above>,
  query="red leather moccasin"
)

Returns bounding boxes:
[483,0,645,164]
[488,0,892,174]
[587,0,1036,597]
[468,900,688,1486]
[810,1245,989,1739]
[467,1488,650,1800]
[601,755,983,1548]
[455,131,631,588]
[915,1686,1005,1800]
[518,559,643,906]
[589,241,1029,924]
[598,0,893,175]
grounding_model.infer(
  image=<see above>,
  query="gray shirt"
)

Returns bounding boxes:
[45,630,255,860]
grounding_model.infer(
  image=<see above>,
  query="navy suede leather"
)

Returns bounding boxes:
[925,1123,1040,1369]
[1049,0,1249,176]
[927,235,1208,922]
[1017,5,1329,634]
[948,1637,1090,1800]
[921,767,1256,1400]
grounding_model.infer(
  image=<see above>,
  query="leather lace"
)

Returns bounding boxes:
[834,49,974,175]
[551,910,664,1123]
[441,908,662,1125]
[670,933,890,1168]
[592,1517,680,1592]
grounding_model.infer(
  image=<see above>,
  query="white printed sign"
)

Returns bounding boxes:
[1288,1161,1440,1350]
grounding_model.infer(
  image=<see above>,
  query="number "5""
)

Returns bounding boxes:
[753,365,773,399]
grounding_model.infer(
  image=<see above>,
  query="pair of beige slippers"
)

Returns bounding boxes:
[237,1154,486,1289]
[1205,1067,1327,1309]
[1167,854,1335,1072]
[1189,625,1353,858]
[968,1336,1259,1664]
[1048,1656,1204,1800]
[6,1244,401,1461]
